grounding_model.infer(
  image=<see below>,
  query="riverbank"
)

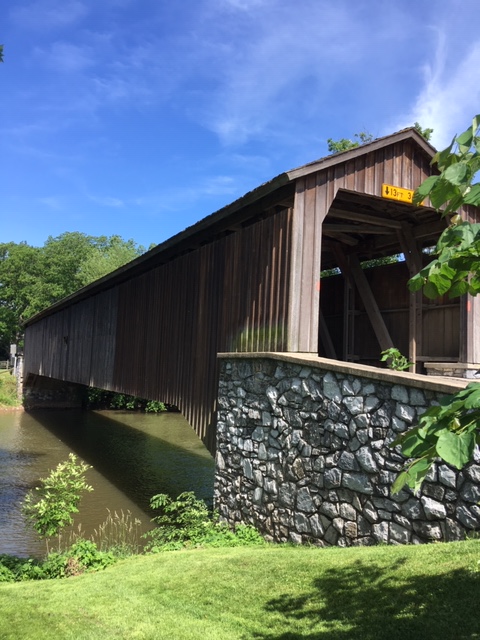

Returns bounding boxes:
[0,540,478,639]
[0,370,21,411]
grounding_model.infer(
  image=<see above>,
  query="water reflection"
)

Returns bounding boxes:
[0,410,214,557]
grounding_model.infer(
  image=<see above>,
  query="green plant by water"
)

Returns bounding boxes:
[143,491,264,552]
[2,456,264,583]
[86,387,167,412]
[22,453,94,552]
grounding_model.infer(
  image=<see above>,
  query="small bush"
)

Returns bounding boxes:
[22,453,93,551]
[0,541,117,583]
[86,388,166,413]
[145,400,166,413]
[143,492,264,552]
[0,555,45,582]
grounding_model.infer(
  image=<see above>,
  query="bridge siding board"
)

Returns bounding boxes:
[90,288,118,390]
[88,209,291,450]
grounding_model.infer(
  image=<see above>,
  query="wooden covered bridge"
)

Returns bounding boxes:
[23,128,480,453]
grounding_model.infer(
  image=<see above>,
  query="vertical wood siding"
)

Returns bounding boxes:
[24,208,293,453]
[287,140,434,354]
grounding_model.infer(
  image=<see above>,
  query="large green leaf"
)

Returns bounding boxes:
[444,162,468,186]
[462,386,480,409]
[456,127,474,153]
[464,184,480,205]
[407,272,425,292]
[413,175,438,203]
[400,428,435,458]
[448,279,470,297]
[429,180,459,210]
[428,271,452,296]
[436,430,476,469]
[433,139,455,170]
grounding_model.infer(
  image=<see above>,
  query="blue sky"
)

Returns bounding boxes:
[2,0,480,249]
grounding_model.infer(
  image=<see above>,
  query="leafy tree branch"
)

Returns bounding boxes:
[393,114,480,493]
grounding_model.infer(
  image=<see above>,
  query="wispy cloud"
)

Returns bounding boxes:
[34,41,95,72]
[400,39,480,148]
[38,196,63,210]
[190,1,423,146]
[11,0,88,30]
[88,194,125,207]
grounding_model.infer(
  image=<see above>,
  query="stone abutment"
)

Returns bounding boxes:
[214,353,480,546]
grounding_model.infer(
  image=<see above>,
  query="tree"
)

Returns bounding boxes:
[327,131,373,154]
[392,114,480,494]
[0,242,43,352]
[409,114,480,298]
[413,122,433,142]
[77,235,144,286]
[0,232,145,357]
[328,124,433,155]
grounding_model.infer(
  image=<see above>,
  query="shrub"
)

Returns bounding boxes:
[143,492,264,552]
[22,453,93,552]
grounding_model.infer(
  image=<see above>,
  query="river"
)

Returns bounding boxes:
[0,409,215,558]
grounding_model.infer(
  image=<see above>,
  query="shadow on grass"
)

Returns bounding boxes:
[254,558,480,640]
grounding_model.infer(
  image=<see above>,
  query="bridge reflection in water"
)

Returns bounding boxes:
[0,409,214,558]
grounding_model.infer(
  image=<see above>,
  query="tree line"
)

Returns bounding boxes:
[0,232,147,358]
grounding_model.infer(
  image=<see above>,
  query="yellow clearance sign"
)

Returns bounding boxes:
[381,183,414,204]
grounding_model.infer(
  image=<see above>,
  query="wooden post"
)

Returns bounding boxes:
[397,224,423,372]
[319,311,337,359]
[287,177,331,352]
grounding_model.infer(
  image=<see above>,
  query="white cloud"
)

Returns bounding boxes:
[193,1,416,146]
[38,196,63,210]
[88,195,124,207]
[35,41,95,72]
[392,4,480,149]
[11,0,88,30]
[214,0,273,11]
[410,42,480,148]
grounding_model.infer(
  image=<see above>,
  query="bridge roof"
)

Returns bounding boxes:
[24,127,437,326]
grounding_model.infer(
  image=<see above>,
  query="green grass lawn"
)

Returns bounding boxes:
[0,541,479,639]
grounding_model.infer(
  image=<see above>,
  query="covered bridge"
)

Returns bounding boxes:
[24,128,480,453]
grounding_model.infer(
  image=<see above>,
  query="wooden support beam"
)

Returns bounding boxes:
[323,224,392,235]
[322,228,359,246]
[319,311,337,359]
[333,244,394,353]
[328,208,403,229]
[398,223,423,273]
[397,224,424,371]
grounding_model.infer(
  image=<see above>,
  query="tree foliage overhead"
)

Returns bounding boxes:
[0,232,145,355]
[327,124,433,156]
[327,131,373,154]
[413,122,433,142]
[409,114,480,299]
[392,114,480,494]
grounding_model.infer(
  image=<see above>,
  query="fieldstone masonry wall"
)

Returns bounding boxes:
[214,354,480,546]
